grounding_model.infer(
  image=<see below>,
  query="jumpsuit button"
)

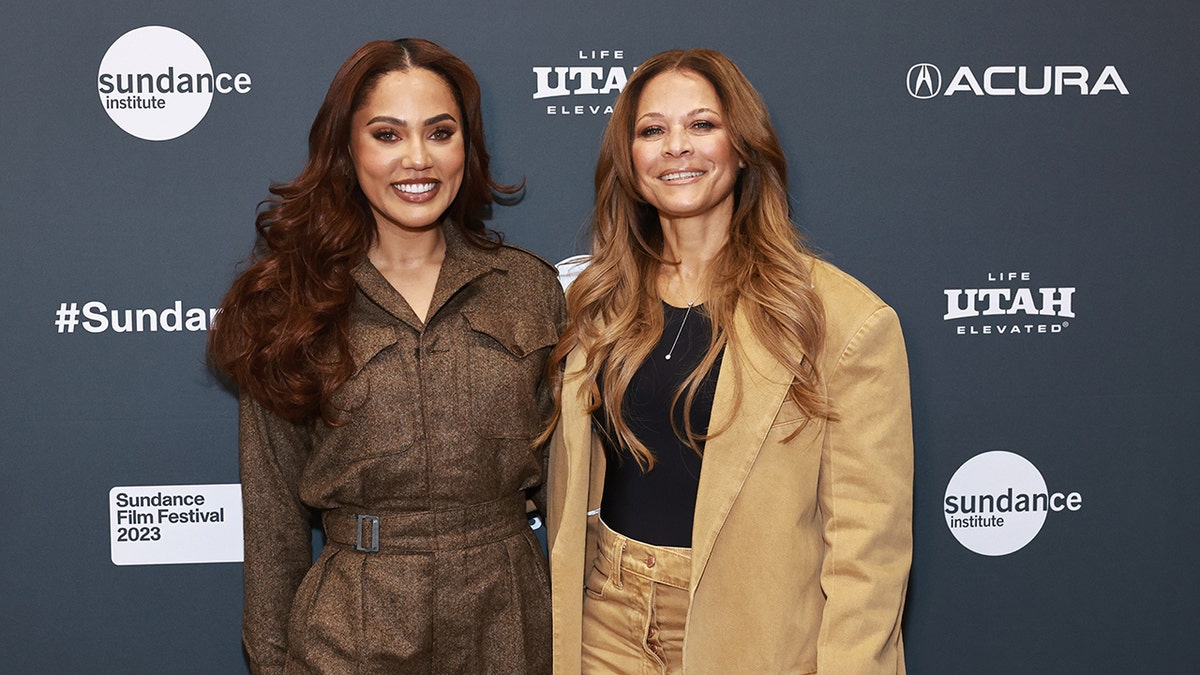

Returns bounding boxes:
[645,554,656,568]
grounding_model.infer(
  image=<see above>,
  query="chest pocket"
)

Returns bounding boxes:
[327,323,401,412]
[462,308,560,438]
[320,323,420,462]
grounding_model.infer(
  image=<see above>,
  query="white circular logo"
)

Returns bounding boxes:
[944,450,1051,556]
[555,254,591,290]
[907,63,942,99]
[97,26,214,141]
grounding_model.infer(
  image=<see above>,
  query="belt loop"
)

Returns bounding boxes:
[355,514,380,553]
[609,531,626,589]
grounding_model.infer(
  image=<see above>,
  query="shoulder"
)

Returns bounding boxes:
[491,241,560,283]
[807,257,903,354]
[809,258,888,314]
[478,242,566,314]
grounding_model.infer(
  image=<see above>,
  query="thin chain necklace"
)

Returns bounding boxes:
[664,299,700,361]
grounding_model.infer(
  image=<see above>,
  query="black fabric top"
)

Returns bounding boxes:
[595,302,725,547]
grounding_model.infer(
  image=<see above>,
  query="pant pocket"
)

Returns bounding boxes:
[583,556,611,600]
[285,546,343,667]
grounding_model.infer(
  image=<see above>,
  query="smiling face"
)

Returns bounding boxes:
[349,68,465,234]
[631,70,741,227]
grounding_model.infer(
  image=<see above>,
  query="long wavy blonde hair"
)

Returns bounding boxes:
[547,49,829,470]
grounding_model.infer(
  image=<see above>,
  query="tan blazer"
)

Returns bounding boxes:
[547,259,912,674]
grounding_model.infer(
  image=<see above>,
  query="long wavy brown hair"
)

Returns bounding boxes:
[209,38,517,425]
[547,48,830,470]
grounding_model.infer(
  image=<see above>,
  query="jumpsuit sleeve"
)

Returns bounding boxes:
[531,279,569,518]
[816,306,913,674]
[238,393,314,675]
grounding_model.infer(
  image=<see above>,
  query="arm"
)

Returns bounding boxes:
[238,394,314,675]
[817,306,913,674]
[530,283,569,518]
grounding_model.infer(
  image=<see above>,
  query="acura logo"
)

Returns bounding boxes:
[907,63,942,99]
[907,62,1128,98]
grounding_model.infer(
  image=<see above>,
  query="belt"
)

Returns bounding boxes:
[322,493,528,554]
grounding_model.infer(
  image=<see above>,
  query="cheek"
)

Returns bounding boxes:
[348,137,369,172]
[441,144,467,183]
[450,153,467,183]
[631,149,660,196]
[711,140,739,173]
[631,145,656,176]
[351,148,386,182]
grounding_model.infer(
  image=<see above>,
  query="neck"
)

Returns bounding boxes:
[658,211,730,306]
[658,211,731,268]
[369,221,447,271]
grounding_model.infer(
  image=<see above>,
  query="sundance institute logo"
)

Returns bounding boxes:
[97,26,252,141]
[944,451,1082,556]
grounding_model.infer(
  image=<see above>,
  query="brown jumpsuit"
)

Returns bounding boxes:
[239,225,565,674]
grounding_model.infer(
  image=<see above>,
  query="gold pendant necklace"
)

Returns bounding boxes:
[664,301,696,361]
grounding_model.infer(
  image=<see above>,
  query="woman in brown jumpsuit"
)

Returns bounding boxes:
[209,39,562,674]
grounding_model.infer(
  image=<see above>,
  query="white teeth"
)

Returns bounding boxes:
[394,182,436,194]
[660,171,704,182]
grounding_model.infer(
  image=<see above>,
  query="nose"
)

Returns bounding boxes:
[401,137,432,170]
[663,126,692,158]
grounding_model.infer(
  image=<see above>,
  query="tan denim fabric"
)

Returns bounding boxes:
[550,258,912,674]
[582,518,692,674]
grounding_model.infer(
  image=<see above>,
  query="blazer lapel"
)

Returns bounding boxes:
[689,307,793,592]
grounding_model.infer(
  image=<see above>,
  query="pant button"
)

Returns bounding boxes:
[648,626,657,639]
[645,554,656,568]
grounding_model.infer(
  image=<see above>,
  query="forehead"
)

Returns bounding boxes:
[358,68,459,116]
[636,69,721,114]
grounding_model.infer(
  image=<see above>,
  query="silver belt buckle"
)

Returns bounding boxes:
[355,514,380,553]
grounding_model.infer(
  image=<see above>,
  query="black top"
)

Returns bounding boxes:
[595,302,724,547]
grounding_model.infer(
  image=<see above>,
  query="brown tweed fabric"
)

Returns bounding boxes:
[239,224,565,674]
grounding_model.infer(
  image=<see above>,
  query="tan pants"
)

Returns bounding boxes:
[581,518,692,674]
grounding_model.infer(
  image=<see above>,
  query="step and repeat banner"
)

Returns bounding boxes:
[3,1,1197,672]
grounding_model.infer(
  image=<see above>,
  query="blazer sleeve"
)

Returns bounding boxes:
[238,394,314,675]
[816,305,913,674]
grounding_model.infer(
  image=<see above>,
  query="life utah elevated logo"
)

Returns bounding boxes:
[943,270,1075,337]
[533,48,630,117]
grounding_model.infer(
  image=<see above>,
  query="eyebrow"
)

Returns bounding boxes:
[364,112,459,127]
[636,107,719,122]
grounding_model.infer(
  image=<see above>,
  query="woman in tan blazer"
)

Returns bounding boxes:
[545,48,912,674]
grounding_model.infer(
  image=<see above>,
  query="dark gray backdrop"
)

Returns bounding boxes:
[3,1,1197,672]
